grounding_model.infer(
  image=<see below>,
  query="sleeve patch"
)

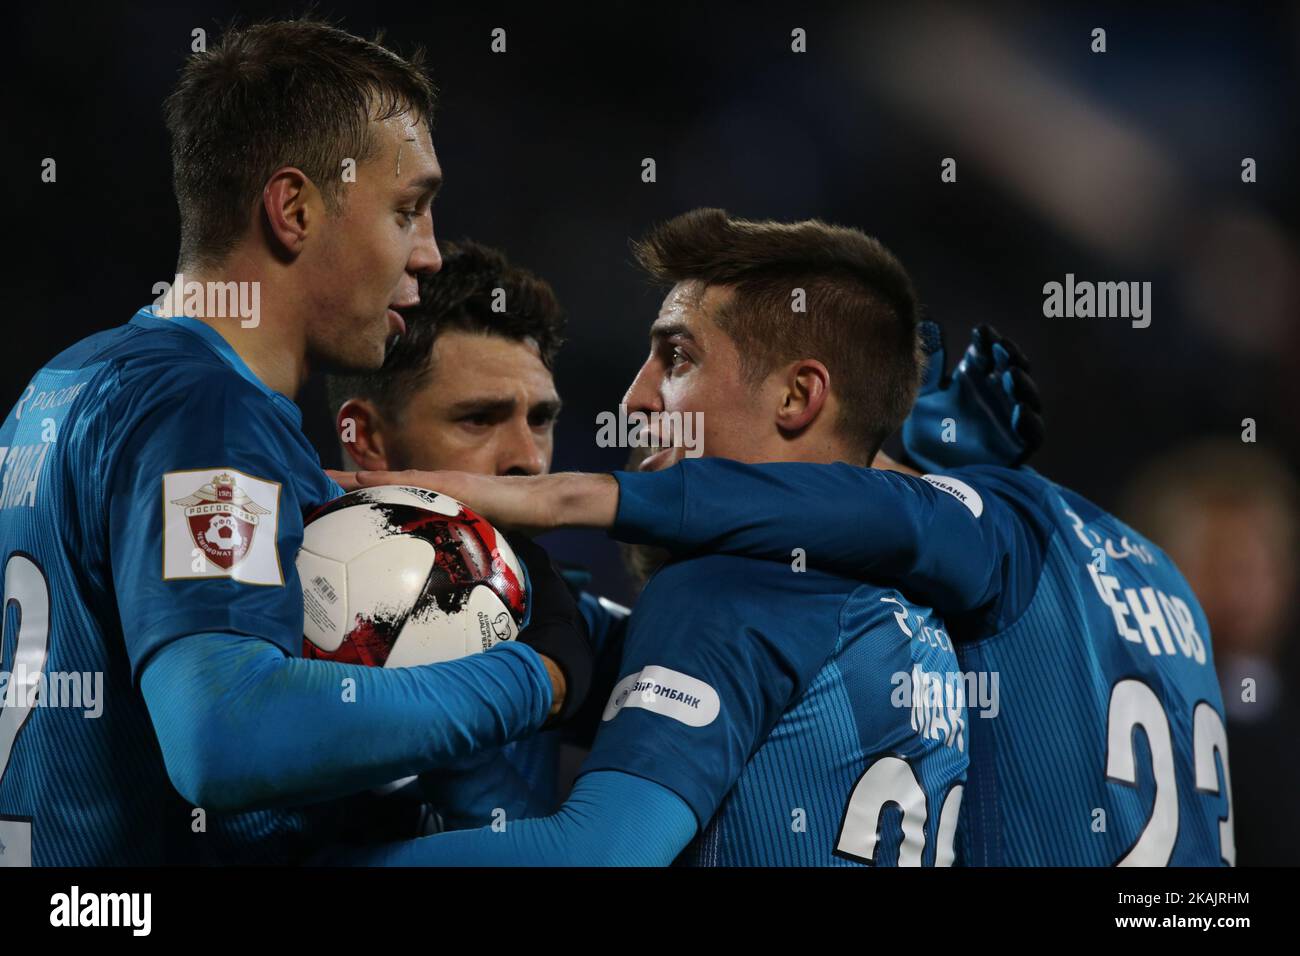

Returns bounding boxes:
[602,665,721,727]
[920,474,984,518]
[163,468,283,585]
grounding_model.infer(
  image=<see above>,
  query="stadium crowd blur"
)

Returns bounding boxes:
[8,3,1298,863]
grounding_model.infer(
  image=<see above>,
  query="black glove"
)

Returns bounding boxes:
[507,533,593,726]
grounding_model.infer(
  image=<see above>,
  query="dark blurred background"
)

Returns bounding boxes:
[8,1,1299,862]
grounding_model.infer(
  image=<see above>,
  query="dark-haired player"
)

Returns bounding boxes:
[330,239,567,480]
[0,20,589,865]
[327,239,629,821]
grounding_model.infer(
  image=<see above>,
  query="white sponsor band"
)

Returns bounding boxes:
[921,474,984,518]
[602,665,720,727]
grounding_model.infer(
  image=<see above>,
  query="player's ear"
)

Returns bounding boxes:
[337,398,391,471]
[775,359,830,435]
[261,166,315,256]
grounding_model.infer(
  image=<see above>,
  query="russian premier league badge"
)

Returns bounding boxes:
[163,468,282,584]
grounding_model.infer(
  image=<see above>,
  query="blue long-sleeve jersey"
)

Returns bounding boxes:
[0,308,553,864]
[610,459,1233,866]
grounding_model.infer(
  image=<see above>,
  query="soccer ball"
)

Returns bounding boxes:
[296,485,529,667]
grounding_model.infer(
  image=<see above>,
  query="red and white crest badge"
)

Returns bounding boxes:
[163,467,283,584]
[170,472,271,570]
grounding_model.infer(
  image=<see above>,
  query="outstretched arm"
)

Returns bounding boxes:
[338,462,1008,620]
[331,320,1046,620]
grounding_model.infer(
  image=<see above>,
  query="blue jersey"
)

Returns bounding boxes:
[950,466,1230,866]
[609,459,1232,866]
[0,308,343,865]
[580,554,968,866]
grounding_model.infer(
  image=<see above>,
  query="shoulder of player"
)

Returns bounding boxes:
[838,581,940,635]
[110,354,269,420]
[97,360,292,479]
[943,464,1053,501]
[926,465,1068,534]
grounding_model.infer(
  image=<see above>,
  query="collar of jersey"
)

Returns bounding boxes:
[130,306,303,426]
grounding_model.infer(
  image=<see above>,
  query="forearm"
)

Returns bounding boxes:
[336,468,619,536]
[315,770,697,866]
[142,633,554,812]
[611,459,998,615]
[547,472,620,530]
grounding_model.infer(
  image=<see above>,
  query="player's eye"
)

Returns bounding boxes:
[529,408,559,429]
[669,346,691,370]
[397,208,418,226]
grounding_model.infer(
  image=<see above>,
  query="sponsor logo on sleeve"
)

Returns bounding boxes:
[920,474,984,518]
[163,468,282,584]
[602,665,721,727]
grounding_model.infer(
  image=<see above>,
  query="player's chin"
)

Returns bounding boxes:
[317,335,388,376]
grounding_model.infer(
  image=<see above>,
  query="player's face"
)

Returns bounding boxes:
[305,112,444,373]
[383,331,560,475]
[622,280,773,469]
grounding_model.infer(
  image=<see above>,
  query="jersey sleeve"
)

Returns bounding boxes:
[578,555,844,827]
[612,458,1046,632]
[106,367,315,679]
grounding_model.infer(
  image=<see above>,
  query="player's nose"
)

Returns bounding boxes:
[622,358,663,417]
[410,223,442,276]
[496,419,547,477]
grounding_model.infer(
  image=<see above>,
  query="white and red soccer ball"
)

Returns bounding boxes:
[296,486,529,667]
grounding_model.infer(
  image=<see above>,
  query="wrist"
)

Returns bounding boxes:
[539,653,567,717]
[550,472,618,530]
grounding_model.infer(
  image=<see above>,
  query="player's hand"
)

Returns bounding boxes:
[900,321,1044,473]
[327,469,558,534]
[505,532,593,726]
[327,469,362,492]
[326,469,620,534]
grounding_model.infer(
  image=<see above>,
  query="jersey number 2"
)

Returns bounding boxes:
[0,554,50,867]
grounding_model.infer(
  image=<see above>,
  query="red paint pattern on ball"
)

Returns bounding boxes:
[301,488,529,664]
[302,616,400,667]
